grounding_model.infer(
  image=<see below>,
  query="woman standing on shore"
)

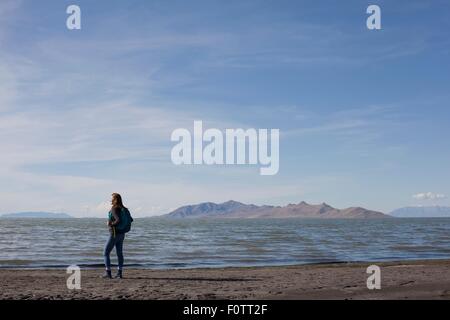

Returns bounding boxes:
[102,193,131,279]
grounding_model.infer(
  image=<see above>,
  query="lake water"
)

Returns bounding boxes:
[1,218,449,269]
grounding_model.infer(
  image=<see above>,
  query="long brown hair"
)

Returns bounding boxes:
[111,193,126,209]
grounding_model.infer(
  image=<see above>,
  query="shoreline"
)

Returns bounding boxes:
[1,259,449,300]
[3,256,450,270]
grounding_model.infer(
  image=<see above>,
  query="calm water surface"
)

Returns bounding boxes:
[0,218,449,268]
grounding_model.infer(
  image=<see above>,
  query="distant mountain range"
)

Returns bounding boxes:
[163,200,389,219]
[390,206,450,218]
[8,205,447,219]
[0,212,73,218]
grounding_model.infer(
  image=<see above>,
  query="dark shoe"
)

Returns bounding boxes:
[102,270,112,279]
[114,270,123,279]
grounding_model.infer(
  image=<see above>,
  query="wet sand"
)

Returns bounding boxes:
[0,259,449,300]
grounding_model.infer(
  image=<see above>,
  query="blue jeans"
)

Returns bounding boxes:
[103,232,125,271]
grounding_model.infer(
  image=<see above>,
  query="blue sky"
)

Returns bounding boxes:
[1,0,449,217]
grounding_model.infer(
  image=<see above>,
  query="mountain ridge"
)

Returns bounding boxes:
[0,212,73,219]
[390,206,450,218]
[164,200,389,219]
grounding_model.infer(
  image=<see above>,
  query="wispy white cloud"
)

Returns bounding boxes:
[413,192,447,200]
[284,119,368,136]
[0,63,18,111]
[283,105,399,139]
[0,103,176,165]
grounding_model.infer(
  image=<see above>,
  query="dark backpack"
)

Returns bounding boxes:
[116,207,133,234]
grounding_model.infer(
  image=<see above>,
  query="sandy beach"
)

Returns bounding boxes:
[0,259,449,300]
